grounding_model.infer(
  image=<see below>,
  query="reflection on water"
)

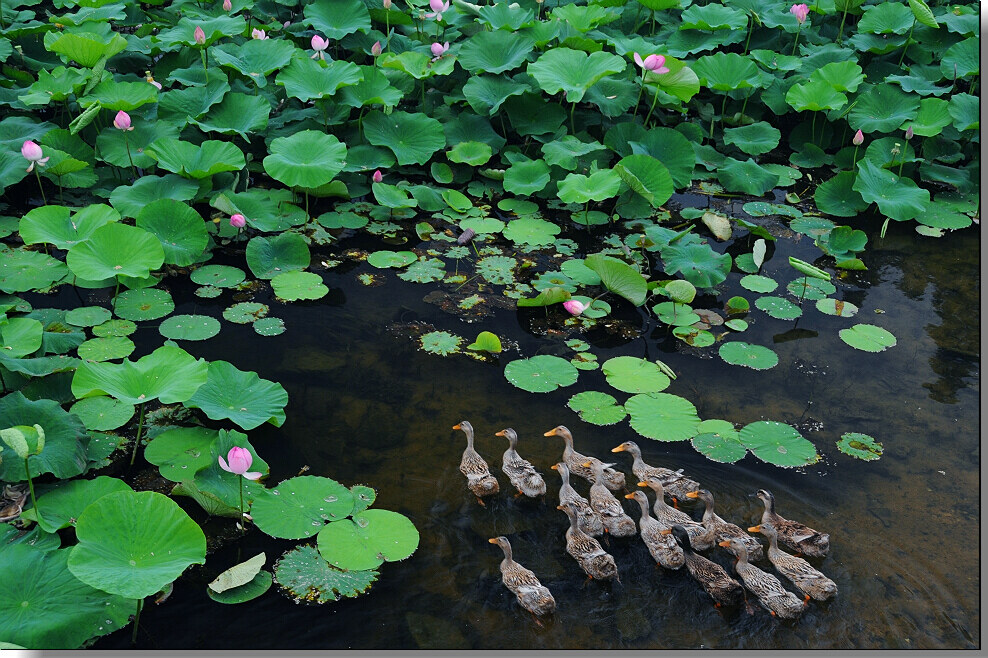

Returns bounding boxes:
[93,216,978,649]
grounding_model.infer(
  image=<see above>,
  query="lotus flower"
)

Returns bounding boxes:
[430,41,449,60]
[633,52,670,74]
[563,300,586,316]
[371,40,382,56]
[230,213,247,228]
[21,141,49,173]
[223,0,231,11]
[311,34,329,59]
[790,3,809,23]
[904,126,914,140]
[383,0,392,8]
[219,446,262,480]
[194,25,206,44]
[425,0,450,21]
[372,169,383,183]
[852,129,864,146]
[113,110,133,131]
[251,28,268,40]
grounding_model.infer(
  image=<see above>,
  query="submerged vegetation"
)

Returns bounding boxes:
[0,0,978,646]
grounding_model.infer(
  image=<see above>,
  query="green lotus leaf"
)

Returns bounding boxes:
[567,391,626,425]
[785,80,848,112]
[615,127,693,189]
[809,61,865,93]
[372,182,416,209]
[155,15,246,47]
[263,131,347,189]
[501,216,560,246]
[527,48,626,102]
[626,392,701,442]
[940,37,978,79]
[21,476,133,533]
[109,175,199,219]
[447,141,493,166]
[317,509,419,571]
[208,552,266,594]
[907,0,938,27]
[171,431,270,516]
[557,169,622,205]
[0,248,68,293]
[48,31,128,68]
[194,265,245,287]
[364,111,445,166]
[71,344,208,406]
[146,138,245,179]
[739,420,819,467]
[516,286,570,307]
[184,359,288,430]
[692,52,762,91]
[739,274,777,293]
[191,93,270,139]
[719,341,778,370]
[78,80,157,112]
[211,39,297,88]
[208,570,272,605]
[903,98,952,137]
[0,545,134,650]
[466,331,502,353]
[652,301,701,326]
[112,288,174,322]
[251,475,354,539]
[419,331,462,356]
[157,77,232,130]
[680,3,746,29]
[339,68,404,109]
[551,3,620,31]
[65,222,163,284]
[602,356,670,394]
[788,257,831,281]
[66,306,112,329]
[853,160,930,221]
[397,258,446,284]
[0,317,42,358]
[716,157,778,196]
[68,396,133,434]
[367,250,417,269]
[857,2,913,33]
[661,242,731,288]
[379,51,454,79]
[504,355,578,393]
[477,1,536,29]
[503,159,551,195]
[839,323,897,352]
[272,271,329,301]
[848,85,919,133]
[274,545,378,604]
[584,253,647,305]
[814,172,869,218]
[303,0,370,39]
[837,432,883,461]
[458,30,534,74]
[463,76,530,116]
[815,297,858,317]
[723,122,781,156]
[276,55,363,103]
[135,199,208,267]
[692,420,746,463]
[68,490,206,599]
[20,204,119,251]
[755,295,802,320]
[144,426,218,482]
[157,315,221,342]
[612,154,673,208]
[787,278,836,300]
[211,189,307,233]
[724,318,748,331]
[246,233,310,280]
[947,93,978,132]
[77,336,135,361]
[0,392,86,481]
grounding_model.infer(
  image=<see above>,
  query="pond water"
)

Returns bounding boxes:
[89,201,979,650]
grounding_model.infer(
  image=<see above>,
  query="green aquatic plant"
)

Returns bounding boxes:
[0,423,46,524]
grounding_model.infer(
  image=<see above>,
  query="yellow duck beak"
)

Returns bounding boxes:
[624,493,636,499]
[494,430,506,437]
[488,537,499,544]
[550,465,558,470]
[544,428,558,437]
[685,491,699,499]
[748,525,762,533]
[611,445,625,452]
[452,423,461,430]
[637,481,648,487]
[718,540,731,548]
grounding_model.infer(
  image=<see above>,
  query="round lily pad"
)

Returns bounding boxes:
[476,256,517,285]
[567,391,627,425]
[77,337,136,362]
[271,271,329,301]
[195,285,223,299]
[724,318,748,331]
[190,265,246,288]
[816,298,858,317]
[740,274,778,293]
[787,278,836,300]
[692,419,746,463]
[755,295,803,320]
[251,476,355,539]
[207,570,272,605]
[316,509,419,571]
[159,315,221,341]
[839,324,897,352]
[734,253,759,274]
[836,432,883,461]
[504,355,579,393]
[738,420,820,468]
[570,352,599,371]
[91,319,136,337]
[725,296,750,313]
[367,251,417,269]
[223,302,269,324]
[719,342,779,370]
[419,331,462,356]
[652,302,702,326]
[273,545,378,604]
[66,306,112,328]
[113,288,174,322]
[69,396,135,431]
[602,356,670,394]
[672,326,716,347]
[253,317,286,336]
[626,393,701,442]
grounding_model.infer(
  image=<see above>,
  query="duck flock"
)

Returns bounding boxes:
[453,421,838,623]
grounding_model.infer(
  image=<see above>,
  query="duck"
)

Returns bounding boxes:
[667,524,743,607]
[557,501,619,581]
[544,426,625,491]
[551,461,604,537]
[611,440,700,502]
[454,421,499,504]
[638,476,713,550]
[749,522,838,601]
[719,538,806,619]
[488,536,557,617]
[583,461,636,538]
[496,428,547,498]
[754,489,830,557]
[686,489,764,561]
[625,490,684,569]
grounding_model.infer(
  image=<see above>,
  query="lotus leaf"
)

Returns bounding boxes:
[251,476,354,539]
[272,271,329,301]
[0,248,69,293]
[364,111,445,166]
[853,160,930,221]
[184,360,288,430]
[146,138,245,179]
[585,254,647,305]
[209,553,266,594]
[787,278,836,300]
[447,142,494,166]
[398,259,446,284]
[626,393,701,442]
[718,341,778,370]
[263,131,347,189]
[144,426,218,482]
[652,301,701,326]
[814,172,869,217]
[134,200,208,268]
[0,392,87,481]
[276,56,363,104]
[502,216,560,246]
[848,85,920,133]
[836,432,883,461]
[71,344,208,406]
[661,242,731,289]
[458,30,534,74]
[77,336,136,361]
[419,331,462,356]
[839,324,897,352]
[246,233,310,280]
[317,509,419,571]
[274,545,378,604]
[528,48,626,102]
[190,265,246,288]
[66,306,112,328]
[567,391,626,425]
[21,476,133,533]
[602,356,670,394]
[740,274,778,293]
[738,421,819,468]
[788,257,830,281]
[109,175,198,219]
[210,39,296,88]
[158,315,221,342]
[692,420,746,463]
[20,204,119,251]
[112,288,174,322]
[253,318,286,337]
[367,251,417,269]
[504,355,578,393]
[192,93,270,139]
[723,122,781,156]
[717,158,778,196]
[692,52,762,91]
[208,570,273,605]
[304,0,371,39]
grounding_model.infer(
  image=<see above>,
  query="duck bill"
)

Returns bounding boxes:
[550,465,558,470]
[544,428,558,437]
[637,481,648,487]
[748,525,762,533]
[718,540,731,548]
[494,430,506,436]
[624,493,636,499]
[611,446,625,452]
[488,537,499,544]
[452,423,461,430]
[685,491,699,499]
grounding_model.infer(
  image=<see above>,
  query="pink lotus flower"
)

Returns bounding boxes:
[113,110,133,131]
[194,25,206,44]
[219,446,262,480]
[563,300,586,316]
[251,28,268,40]
[430,41,449,60]
[383,0,392,8]
[372,169,383,183]
[230,213,247,228]
[633,52,670,74]
[790,3,809,23]
[311,34,329,59]
[371,40,382,56]
[425,0,450,21]
[21,141,49,173]
[852,129,864,146]
[223,0,231,11]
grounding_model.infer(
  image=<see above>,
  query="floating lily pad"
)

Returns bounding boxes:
[755,296,803,320]
[567,391,627,425]
[274,545,378,604]
[209,553,267,596]
[836,432,883,461]
[816,298,858,317]
[739,274,777,293]
[251,476,354,540]
[673,326,715,347]
[501,216,560,246]
[839,324,897,352]
[652,301,701,326]
[626,393,701,442]
[69,396,135,431]
[738,421,819,468]
[185,360,288,430]
[91,319,136,338]
[504,355,579,393]
[253,318,286,337]
[77,336,136,362]
[159,315,221,341]
[246,233,310,279]
[570,352,600,371]
[398,258,446,283]
[208,570,272,605]
[725,296,750,313]
[466,331,502,353]
[72,345,208,407]
[65,306,112,328]
[144,426,218,482]
[190,265,246,288]
[20,475,133,533]
[476,256,517,285]
[271,271,329,301]
[718,342,778,370]
[602,356,670,394]
[691,419,746,463]
[787,278,836,300]
[224,303,269,324]
[724,318,748,331]
[316,509,419,571]
[367,251,417,269]
[419,331,462,356]
[113,288,174,322]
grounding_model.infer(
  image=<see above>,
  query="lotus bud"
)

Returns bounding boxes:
[310,34,329,59]
[21,140,49,173]
[194,25,206,44]
[251,28,268,40]
[633,52,670,74]
[230,213,247,228]
[283,20,291,28]
[223,0,232,11]
[852,129,864,146]
[904,126,914,140]
[790,3,809,23]
[372,169,383,183]
[383,0,392,8]
[430,41,449,58]
[218,446,262,480]
[563,300,586,316]
[457,228,476,245]
[371,40,382,56]
[113,110,133,131]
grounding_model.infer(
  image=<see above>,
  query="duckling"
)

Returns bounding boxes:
[686,489,764,561]
[551,462,604,537]
[454,421,498,505]
[611,440,700,502]
[625,490,684,569]
[488,536,556,618]
[749,522,837,601]
[583,461,636,538]
[755,489,830,557]
[720,538,805,619]
[638,475,713,550]
[557,501,619,581]
[667,524,743,607]
[496,428,547,498]
[544,425,625,491]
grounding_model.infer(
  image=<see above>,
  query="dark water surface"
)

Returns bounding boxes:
[90,211,979,650]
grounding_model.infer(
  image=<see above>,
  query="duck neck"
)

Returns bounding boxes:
[499,542,514,563]
[507,434,518,452]
[766,531,779,553]
[627,444,645,472]
[700,497,716,523]
[636,497,652,520]
[558,466,571,488]
[464,428,475,450]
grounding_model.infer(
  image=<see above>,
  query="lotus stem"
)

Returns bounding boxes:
[569,101,576,133]
[112,278,120,313]
[836,3,849,44]
[201,48,208,84]
[791,23,802,56]
[851,144,859,170]
[25,457,42,525]
[743,15,754,54]
[740,89,752,122]
[798,275,808,305]
[238,476,246,535]
[633,74,645,119]
[649,10,656,36]
[304,190,309,221]
[643,86,661,128]
[385,14,391,52]
[33,168,47,205]
[129,402,146,467]
[132,598,143,645]
[0,369,7,393]
[123,132,137,180]
[897,156,905,178]
[897,19,915,68]
[811,111,817,146]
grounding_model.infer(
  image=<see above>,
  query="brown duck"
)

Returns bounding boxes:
[551,461,604,537]
[544,425,625,491]
[489,536,556,617]
[611,440,700,502]
[687,489,764,561]
[749,522,837,601]
[454,421,498,504]
[557,501,619,581]
[755,489,830,557]
[496,428,547,498]
[667,524,743,607]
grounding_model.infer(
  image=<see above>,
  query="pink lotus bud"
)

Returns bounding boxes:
[563,300,586,316]
[371,40,382,56]
[430,41,449,58]
[633,52,670,74]
[230,213,246,228]
[383,0,392,8]
[218,446,262,480]
[372,169,383,183]
[283,20,291,27]
[311,34,329,59]
[457,228,476,245]
[194,25,206,44]
[790,3,809,23]
[251,28,268,40]
[223,0,231,11]
[113,110,133,131]
[852,129,864,146]
[21,140,49,173]
[904,126,914,140]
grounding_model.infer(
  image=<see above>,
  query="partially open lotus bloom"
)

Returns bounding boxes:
[425,0,450,21]
[371,40,382,56]
[372,169,383,183]
[563,300,586,316]
[852,129,864,146]
[194,25,206,44]
[21,141,49,173]
[633,52,670,74]
[251,28,268,40]
[230,213,247,228]
[113,110,133,131]
[790,3,809,23]
[904,126,914,140]
[223,0,231,11]
[383,0,392,8]
[311,34,329,59]
[430,41,449,59]
[219,446,262,480]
